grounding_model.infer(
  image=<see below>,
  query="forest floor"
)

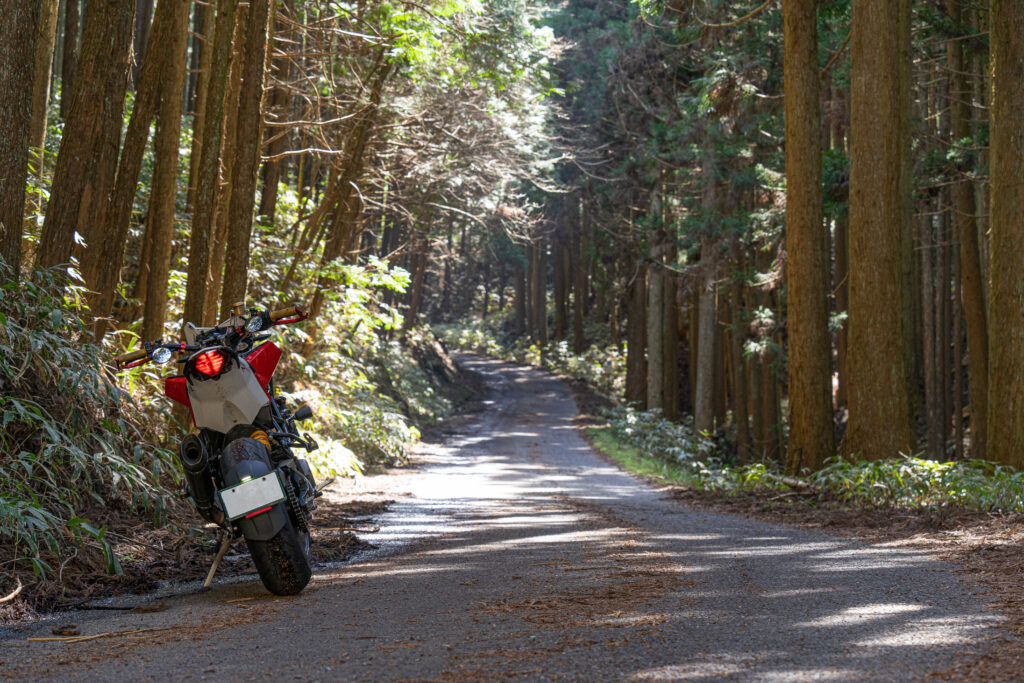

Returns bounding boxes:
[0,355,1010,680]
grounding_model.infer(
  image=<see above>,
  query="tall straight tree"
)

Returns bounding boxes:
[60,0,81,120]
[89,0,192,339]
[987,0,1024,468]
[0,1,39,275]
[257,0,295,221]
[183,0,237,327]
[947,0,988,459]
[841,0,915,459]
[38,0,137,270]
[139,0,191,343]
[220,0,273,316]
[203,4,248,323]
[28,0,60,176]
[783,0,834,473]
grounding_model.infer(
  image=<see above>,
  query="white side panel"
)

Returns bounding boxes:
[188,360,270,433]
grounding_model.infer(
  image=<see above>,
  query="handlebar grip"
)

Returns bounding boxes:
[116,348,149,363]
[114,348,150,369]
[269,305,307,324]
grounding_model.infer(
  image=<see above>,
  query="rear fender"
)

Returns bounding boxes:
[220,437,288,542]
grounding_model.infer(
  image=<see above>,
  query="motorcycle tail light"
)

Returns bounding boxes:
[194,350,225,376]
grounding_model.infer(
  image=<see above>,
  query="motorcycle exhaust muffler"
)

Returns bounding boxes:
[179,434,222,524]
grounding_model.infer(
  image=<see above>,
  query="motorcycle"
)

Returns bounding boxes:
[115,303,329,595]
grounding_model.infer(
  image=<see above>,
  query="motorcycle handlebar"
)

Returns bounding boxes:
[269,305,307,325]
[115,342,201,369]
[116,305,304,368]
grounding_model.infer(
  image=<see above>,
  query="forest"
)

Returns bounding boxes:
[2,0,1024,608]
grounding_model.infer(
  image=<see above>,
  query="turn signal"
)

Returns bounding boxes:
[194,350,225,376]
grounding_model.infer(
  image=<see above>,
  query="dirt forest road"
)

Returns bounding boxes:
[0,356,1004,681]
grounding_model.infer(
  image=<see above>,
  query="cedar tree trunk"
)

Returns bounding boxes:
[38,0,136,271]
[840,0,916,459]
[987,0,1024,467]
[783,0,834,473]
[0,2,40,274]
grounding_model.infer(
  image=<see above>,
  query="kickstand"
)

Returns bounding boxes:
[203,532,233,589]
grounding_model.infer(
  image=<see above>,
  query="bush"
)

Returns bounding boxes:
[0,265,178,578]
[811,456,1024,512]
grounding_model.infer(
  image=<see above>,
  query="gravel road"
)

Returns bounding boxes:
[0,356,1002,680]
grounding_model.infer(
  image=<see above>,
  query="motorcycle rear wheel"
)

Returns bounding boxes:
[246,516,312,596]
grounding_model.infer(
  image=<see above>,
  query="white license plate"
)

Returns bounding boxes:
[220,473,285,520]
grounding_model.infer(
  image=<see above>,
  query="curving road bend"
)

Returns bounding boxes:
[0,356,1001,680]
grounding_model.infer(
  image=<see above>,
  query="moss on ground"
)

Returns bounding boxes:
[584,426,692,485]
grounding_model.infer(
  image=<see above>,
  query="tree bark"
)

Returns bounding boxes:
[553,221,568,341]
[530,232,548,346]
[60,0,80,120]
[0,1,40,274]
[713,284,727,427]
[220,0,271,317]
[939,201,952,449]
[729,248,751,461]
[946,0,987,459]
[514,258,526,336]
[694,238,717,435]
[840,0,915,459]
[203,4,247,323]
[987,0,1024,467]
[131,0,155,89]
[625,262,647,408]
[38,0,136,272]
[257,0,294,220]
[572,197,587,353]
[646,250,665,413]
[139,0,190,343]
[182,0,236,326]
[662,264,679,421]
[186,0,211,212]
[783,0,834,473]
[88,0,191,339]
[29,0,60,177]
[921,211,939,459]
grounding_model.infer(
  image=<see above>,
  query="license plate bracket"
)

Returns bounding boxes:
[219,472,286,521]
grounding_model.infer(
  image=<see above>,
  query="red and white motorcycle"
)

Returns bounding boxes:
[116,304,328,595]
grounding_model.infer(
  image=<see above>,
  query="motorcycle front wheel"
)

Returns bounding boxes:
[245,515,312,596]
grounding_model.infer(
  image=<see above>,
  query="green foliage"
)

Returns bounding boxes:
[239,257,451,473]
[595,404,1024,513]
[0,264,177,578]
[606,406,712,463]
[810,457,1024,512]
